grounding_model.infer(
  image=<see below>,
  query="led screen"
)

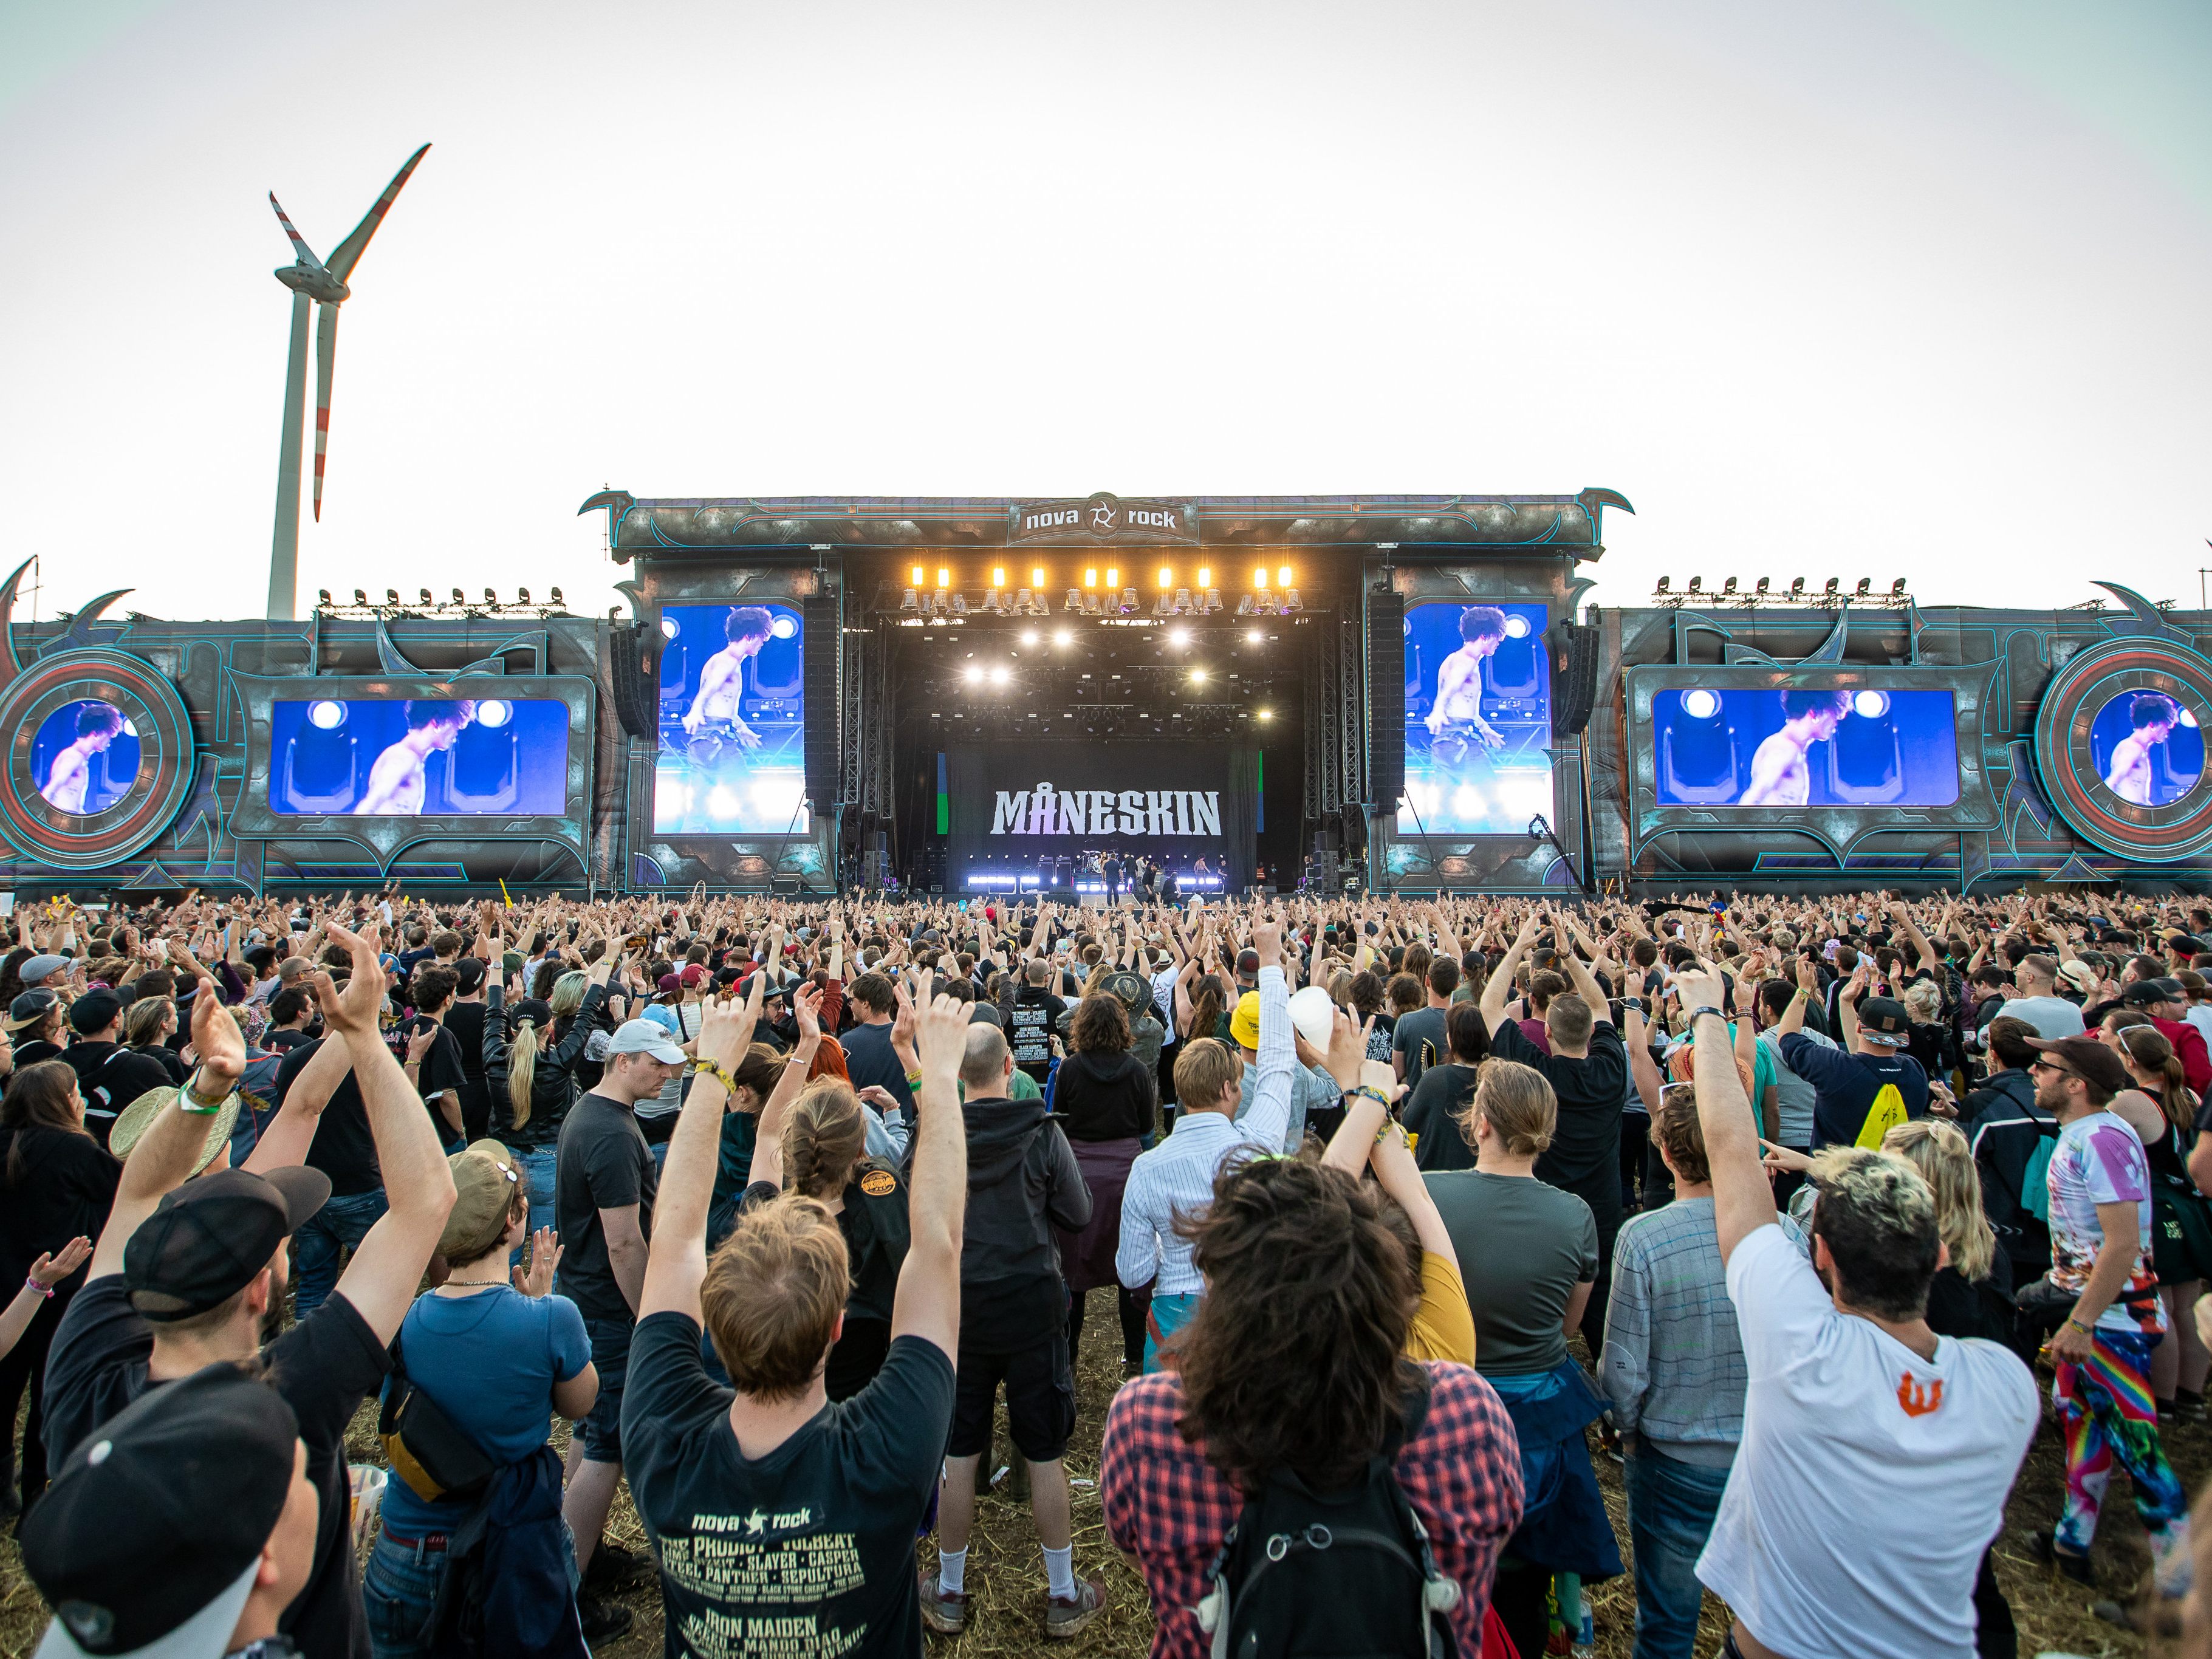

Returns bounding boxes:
[2090,688,2204,807]
[33,697,142,816]
[268,697,567,816]
[1651,687,1960,807]
[654,601,807,834]
[1399,600,1553,835]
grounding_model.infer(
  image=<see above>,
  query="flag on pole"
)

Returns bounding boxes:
[498,878,513,909]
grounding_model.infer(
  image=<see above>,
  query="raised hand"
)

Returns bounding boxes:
[697,970,764,1072]
[511,1226,562,1296]
[28,1236,92,1290]
[186,974,246,1086]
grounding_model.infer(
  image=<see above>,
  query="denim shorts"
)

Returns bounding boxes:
[364,1521,581,1659]
[579,1317,632,1464]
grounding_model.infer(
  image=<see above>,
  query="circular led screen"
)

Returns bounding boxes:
[2087,687,2203,809]
[2033,638,2212,863]
[0,649,194,871]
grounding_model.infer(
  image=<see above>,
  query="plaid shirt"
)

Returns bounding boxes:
[1100,1363,1523,1659]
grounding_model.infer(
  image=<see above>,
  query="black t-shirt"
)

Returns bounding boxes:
[555,1094,656,1324]
[399,1017,469,1140]
[1403,1061,1481,1172]
[265,1026,316,1054]
[1392,1007,1449,1090]
[43,1278,391,1659]
[621,1315,954,1659]
[65,1041,180,1151]
[275,1038,382,1196]
[443,999,490,1086]
[0,1126,117,1284]
[1488,1018,1628,1220]
[13,1037,64,1070]
[1008,988,1066,1079]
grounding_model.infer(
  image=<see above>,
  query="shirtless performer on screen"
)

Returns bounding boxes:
[1425,606,1508,753]
[1738,689,1849,806]
[353,699,476,815]
[681,606,774,750]
[39,702,123,815]
[2104,693,2178,807]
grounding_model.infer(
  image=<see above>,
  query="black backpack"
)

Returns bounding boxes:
[1195,1372,1461,1659]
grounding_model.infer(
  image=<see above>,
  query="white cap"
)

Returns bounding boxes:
[604,1019,685,1064]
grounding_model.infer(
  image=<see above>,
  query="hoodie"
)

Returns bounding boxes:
[949,1093,1092,1351]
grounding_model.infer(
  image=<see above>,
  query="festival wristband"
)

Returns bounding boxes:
[1352,1085,1393,1108]
[179,1070,231,1114]
[692,1058,738,1095]
[1688,1006,1728,1025]
[2066,1316,2094,1336]
[26,1276,54,1299]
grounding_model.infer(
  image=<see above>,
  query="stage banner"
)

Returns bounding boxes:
[945,742,1258,889]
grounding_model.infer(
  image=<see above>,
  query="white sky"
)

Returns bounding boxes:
[2,0,2207,623]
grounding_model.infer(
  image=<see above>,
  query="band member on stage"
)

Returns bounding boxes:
[2105,693,2180,806]
[1738,689,1849,807]
[1106,852,1123,903]
[354,699,476,815]
[1425,606,1509,754]
[680,605,774,750]
[39,702,123,814]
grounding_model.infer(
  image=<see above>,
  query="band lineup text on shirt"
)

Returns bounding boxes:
[990,783,1222,838]
[659,1513,868,1658]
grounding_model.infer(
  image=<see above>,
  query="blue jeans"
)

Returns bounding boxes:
[293,1188,388,1316]
[363,1522,580,1659]
[511,1144,558,1262]
[1624,1441,1733,1659]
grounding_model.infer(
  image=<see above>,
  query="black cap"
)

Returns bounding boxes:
[67,990,124,1036]
[21,1363,301,1658]
[2026,1034,2132,1096]
[1235,949,1260,978]
[7,986,59,1030]
[2122,977,2186,1008]
[1854,996,1912,1046]
[123,1168,330,1322]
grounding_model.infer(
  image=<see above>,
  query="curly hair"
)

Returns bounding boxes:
[1071,991,1131,1055]
[1172,1157,1422,1493]
[781,1079,868,1201]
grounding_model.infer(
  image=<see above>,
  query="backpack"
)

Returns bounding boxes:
[1194,1372,1460,1659]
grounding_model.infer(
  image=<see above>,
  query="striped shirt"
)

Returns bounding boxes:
[1598,1196,1749,1466]
[1117,966,1296,1297]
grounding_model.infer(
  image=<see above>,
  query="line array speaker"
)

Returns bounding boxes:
[608,621,657,740]
[1550,621,1601,737]
[802,595,840,813]
[1366,588,1405,809]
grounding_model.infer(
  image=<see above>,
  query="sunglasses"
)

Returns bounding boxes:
[2029,1058,2080,1081]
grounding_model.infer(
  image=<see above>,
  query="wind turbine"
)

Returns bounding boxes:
[264,143,431,620]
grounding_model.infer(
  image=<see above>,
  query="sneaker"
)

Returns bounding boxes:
[585,1540,654,1589]
[1046,1578,1106,1639]
[577,1593,633,1641]
[919,1571,968,1635]
[2033,1528,2097,1587]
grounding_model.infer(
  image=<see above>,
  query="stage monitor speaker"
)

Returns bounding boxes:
[1550,620,1601,737]
[608,621,658,740]
[1366,589,1405,808]
[802,595,840,813]
[771,873,802,896]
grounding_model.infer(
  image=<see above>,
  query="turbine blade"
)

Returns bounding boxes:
[312,303,338,521]
[324,142,430,283]
[269,192,326,270]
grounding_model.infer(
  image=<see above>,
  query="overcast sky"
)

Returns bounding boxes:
[3,0,2207,624]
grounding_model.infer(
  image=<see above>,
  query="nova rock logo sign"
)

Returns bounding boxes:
[1009,493,1196,544]
[990,781,1222,838]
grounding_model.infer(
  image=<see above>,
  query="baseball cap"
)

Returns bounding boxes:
[2122,977,2186,1008]
[440,1139,523,1262]
[604,1019,685,1065]
[1230,991,1262,1050]
[21,1363,303,1659]
[109,1088,238,1177]
[1853,996,1912,1047]
[123,1166,331,1322]
[7,986,59,1031]
[67,990,124,1036]
[656,973,682,995]
[1235,949,1261,981]
[679,963,708,988]
[19,953,70,987]
[2025,1034,2131,1096]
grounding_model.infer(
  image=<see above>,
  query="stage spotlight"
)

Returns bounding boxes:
[1084,569,1098,589]
[1053,628,1073,647]
[963,664,984,685]
[354,589,369,605]
[516,587,529,604]
[1032,567,1046,589]
[1755,578,1770,597]
[1854,578,1872,597]
[992,567,1006,589]
[901,590,919,612]
[659,616,681,640]
[1190,668,1208,686]
[1682,689,1722,721]
[937,568,951,589]
[1891,578,1906,597]
[451,588,465,604]
[1655,577,1671,595]
[1105,567,1118,590]
[1790,578,1806,598]
[1197,567,1211,589]
[770,614,798,639]
[1824,578,1840,596]
[1504,615,1531,639]
[1257,707,1274,722]
[307,700,346,730]
[549,587,564,608]
[121,719,139,739]
[1852,690,1891,719]
[476,699,514,728]
[317,589,332,605]
[911,565,926,587]
[1158,567,1173,590]
[419,588,433,605]
[484,588,496,604]
[1722,577,1738,596]
[387,588,401,605]
[1687,576,1702,595]
[1019,629,1039,646]
[1247,628,1264,645]
[1169,626,1191,647]
[1276,566,1292,589]
[707,785,741,821]
[1253,568,1269,590]
[988,665,1010,686]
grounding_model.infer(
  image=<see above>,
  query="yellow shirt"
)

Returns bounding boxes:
[1403,1250,1477,1366]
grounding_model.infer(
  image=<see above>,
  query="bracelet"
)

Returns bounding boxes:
[25,1276,53,1299]
[1351,1085,1393,1107]
[692,1058,738,1095]
[1688,1006,1728,1025]
[177,1070,230,1115]
[904,1070,924,1087]
[2066,1316,2094,1336]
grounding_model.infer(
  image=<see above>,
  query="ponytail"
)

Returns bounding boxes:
[2118,1024,2193,1135]
[508,1017,540,1130]
[781,1079,868,1200]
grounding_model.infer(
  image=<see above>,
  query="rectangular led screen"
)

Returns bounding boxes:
[653,601,808,835]
[268,697,569,816]
[1397,600,1554,835]
[1651,687,1960,807]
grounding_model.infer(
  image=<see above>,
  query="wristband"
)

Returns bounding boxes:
[26,1276,53,1299]
[1688,1006,1728,1025]
[1351,1085,1393,1108]
[2066,1316,2095,1336]
[178,1070,231,1115]
[904,1070,924,1087]
[692,1058,738,1095]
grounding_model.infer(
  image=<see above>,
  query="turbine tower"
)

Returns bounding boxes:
[264,144,430,620]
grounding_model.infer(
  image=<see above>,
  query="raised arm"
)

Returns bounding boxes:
[747,979,818,1190]
[640,987,762,1321]
[889,989,970,1360]
[241,1029,350,1174]
[1674,962,1774,1262]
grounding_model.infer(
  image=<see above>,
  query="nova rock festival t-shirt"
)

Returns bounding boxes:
[621,1312,954,1659]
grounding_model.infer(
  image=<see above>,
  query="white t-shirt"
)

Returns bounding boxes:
[1988,994,2084,1041]
[1697,1226,2039,1659]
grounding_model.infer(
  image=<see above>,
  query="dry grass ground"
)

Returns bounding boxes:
[4,1321,2205,1659]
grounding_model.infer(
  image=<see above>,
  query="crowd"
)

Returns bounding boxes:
[2,883,2212,1658]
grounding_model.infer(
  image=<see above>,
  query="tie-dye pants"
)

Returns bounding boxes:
[2053,1325,2192,1595]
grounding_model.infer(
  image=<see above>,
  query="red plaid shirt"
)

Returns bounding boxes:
[1100,1363,1522,1659]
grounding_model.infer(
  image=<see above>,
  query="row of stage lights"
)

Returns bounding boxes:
[899,563,1303,621]
[1653,576,1911,608]
[951,624,1279,721]
[302,697,519,730]
[314,587,569,618]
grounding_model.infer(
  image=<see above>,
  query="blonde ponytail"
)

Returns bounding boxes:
[508,1017,540,1131]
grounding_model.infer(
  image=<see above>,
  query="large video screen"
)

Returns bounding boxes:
[33,697,142,816]
[268,697,567,816]
[1651,687,1960,807]
[654,602,807,835]
[2090,688,2204,808]
[1398,600,1553,835]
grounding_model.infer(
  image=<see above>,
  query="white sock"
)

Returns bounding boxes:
[937,1547,967,1596]
[1043,1544,1076,1601]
